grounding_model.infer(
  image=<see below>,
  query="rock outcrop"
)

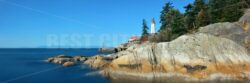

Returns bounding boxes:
[47,55,87,67]
[47,54,113,68]
[102,33,250,81]
[46,33,250,81]
[84,55,112,69]
[63,61,75,67]
[199,10,250,52]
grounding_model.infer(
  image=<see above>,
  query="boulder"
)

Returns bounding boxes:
[73,56,82,61]
[80,57,87,62]
[199,22,244,36]
[103,33,250,80]
[63,61,75,67]
[199,22,246,43]
[58,58,72,64]
[84,55,110,69]
[47,55,90,67]
[199,11,250,52]
[47,55,74,64]
[199,22,250,52]
[47,57,54,62]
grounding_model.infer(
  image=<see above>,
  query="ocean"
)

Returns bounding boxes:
[0,48,109,83]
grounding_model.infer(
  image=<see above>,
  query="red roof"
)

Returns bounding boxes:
[130,36,138,40]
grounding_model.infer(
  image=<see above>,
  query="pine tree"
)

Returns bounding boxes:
[160,2,173,31]
[159,28,171,41]
[142,19,149,36]
[196,9,210,27]
[208,0,226,23]
[209,0,244,23]
[168,9,186,40]
[222,0,244,22]
[184,0,210,32]
[193,0,209,28]
[193,0,206,14]
[157,0,247,42]
[184,4,196,32]
[159,9,186,41]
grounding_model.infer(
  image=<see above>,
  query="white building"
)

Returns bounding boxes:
[150,18,156,34]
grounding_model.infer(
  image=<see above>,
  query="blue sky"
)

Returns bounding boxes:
[0,0,194,48]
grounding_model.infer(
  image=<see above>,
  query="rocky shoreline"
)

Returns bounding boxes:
[46,10,250,81]
[46,33,250,81]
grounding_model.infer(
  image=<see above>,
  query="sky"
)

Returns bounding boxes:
[0,0,194,48]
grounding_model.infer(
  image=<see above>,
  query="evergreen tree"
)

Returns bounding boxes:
[142,19,149,36]
[222,0,244,22]
[159,9,186,41]
[193,0,209,28]
[193,0,206,14]
[159,28,171,41]
[196,9,210,27]
[157,0,247,42]
[209,0,244,23]
[208,0,226,23]
[168,9,186,40]
[184,0,210,32]
[160,2,173,31]
[184,4,196,32]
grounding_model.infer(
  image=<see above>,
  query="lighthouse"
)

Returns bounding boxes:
[150,18,156,34]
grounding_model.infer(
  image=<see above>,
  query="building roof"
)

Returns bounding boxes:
[130,36,138,40]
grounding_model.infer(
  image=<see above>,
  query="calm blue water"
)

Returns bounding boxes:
[0,48,110,83]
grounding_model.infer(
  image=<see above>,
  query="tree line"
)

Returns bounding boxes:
[141,0,250,42]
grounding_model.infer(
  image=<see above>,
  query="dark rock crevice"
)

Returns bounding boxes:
[183,64,207,73]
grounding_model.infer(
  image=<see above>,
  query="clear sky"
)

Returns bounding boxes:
[0,0,194,48]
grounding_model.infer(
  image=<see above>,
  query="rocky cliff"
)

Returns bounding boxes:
[102,33,250,81]
[47,33,250,81]
[100,11,250,81]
